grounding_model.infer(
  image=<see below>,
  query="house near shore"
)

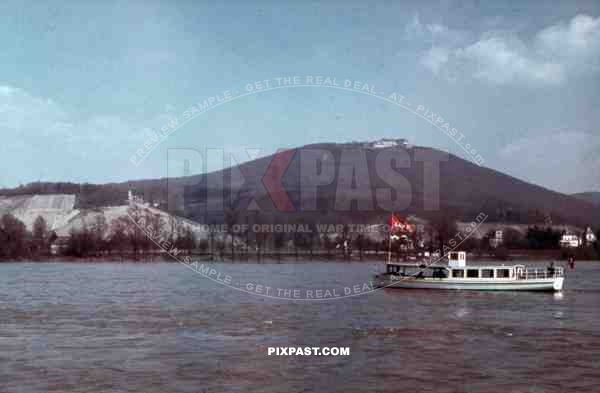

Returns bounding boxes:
[584,227,597,245]
[489,230,504,248]
[559,227,597,248]
[50,235,70,255]
[560,231,582,248]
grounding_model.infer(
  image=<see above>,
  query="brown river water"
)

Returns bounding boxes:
[0,261,599,392]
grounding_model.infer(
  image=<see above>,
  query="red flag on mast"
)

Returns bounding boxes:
[388,214,415,233]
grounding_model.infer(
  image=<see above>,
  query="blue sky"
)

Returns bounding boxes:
[1,0,599,193]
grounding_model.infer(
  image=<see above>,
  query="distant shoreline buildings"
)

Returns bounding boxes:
[128,188,160,208]
[559,227,597,248]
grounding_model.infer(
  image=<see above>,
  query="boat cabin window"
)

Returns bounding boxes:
[452,269,464,278]
[481,269,494,278]
[466,269,479,278]
[432,268,447,278]
[496,269,510,278]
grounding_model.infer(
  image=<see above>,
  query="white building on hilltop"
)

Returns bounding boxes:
[370,138,412,149]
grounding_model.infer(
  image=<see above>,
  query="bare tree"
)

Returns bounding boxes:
[209,219,216,261]
[354,234,366,260]
[224,208,238,260]
[109,217,129,257]
[124,207,145,259]
[341,223,351,260]
[272,230,285,261]
[91,215,107,256]
[322,233,335,260]
[32,215,50,257]
[428,211,459,253]
[198,239,209,255]
[0,213,28,259]
[175,224,196,255]
[291,219,304,260]
[254,216,270,261]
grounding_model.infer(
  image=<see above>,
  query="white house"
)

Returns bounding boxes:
[128,189,145,205]
[560,232,582,248]
[50,235,70,255]
[585,227,596,244]
[489,230,504,248]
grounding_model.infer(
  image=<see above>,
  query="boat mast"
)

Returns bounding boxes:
[387,212,393,264]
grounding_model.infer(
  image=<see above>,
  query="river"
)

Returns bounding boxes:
[1,261,599,392]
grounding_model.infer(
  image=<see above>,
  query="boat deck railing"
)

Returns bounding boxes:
[517,267,564,280]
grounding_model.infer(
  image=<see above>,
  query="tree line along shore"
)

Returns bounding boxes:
[1,207,599,262]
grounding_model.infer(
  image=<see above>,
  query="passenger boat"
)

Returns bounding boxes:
[375,251,564,291]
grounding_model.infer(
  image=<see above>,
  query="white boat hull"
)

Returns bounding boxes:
[376,276,564,292]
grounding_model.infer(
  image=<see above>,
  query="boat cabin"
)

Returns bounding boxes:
[386,250,564,280]
[385,262,563,280]
[380,251,565,290]
[448,266,514,279]
[386,263,515,279]
[448,251,466,268]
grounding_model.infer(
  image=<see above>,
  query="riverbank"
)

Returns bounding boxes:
[1,249,598,263]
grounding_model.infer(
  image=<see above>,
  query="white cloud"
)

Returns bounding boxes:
[455,37,564,84]
[0,84,181,186]
[0,86,68,133]
[417,14,600,85]
[0,84,162,163]
[537,14,600,54]
[420,47,449,75]
[406,13,461,43]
